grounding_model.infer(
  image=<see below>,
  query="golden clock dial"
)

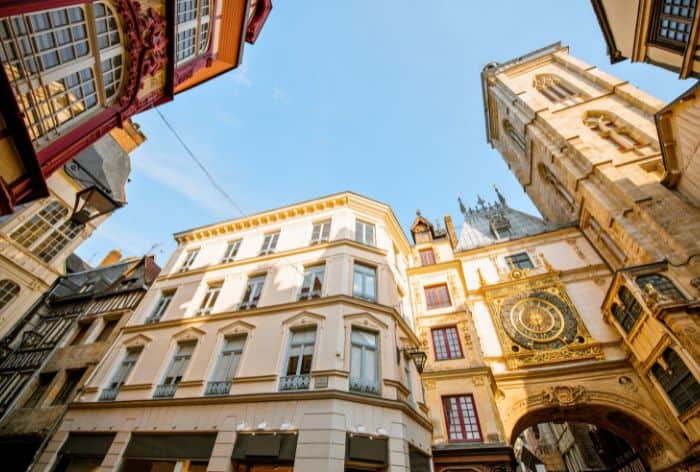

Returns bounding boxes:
[499,289,577,351]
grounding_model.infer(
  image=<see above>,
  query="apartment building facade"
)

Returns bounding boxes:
[36,192,432,472]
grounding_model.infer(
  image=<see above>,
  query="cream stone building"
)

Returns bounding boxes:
[0,120,144,339]
[35,192,432,472]
[481,44,700,470]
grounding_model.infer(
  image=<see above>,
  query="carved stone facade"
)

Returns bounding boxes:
[482,44,700,470]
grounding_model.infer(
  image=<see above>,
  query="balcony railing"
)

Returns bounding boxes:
[298,290,321,301]
[279,374,310,391]
[237,300,259,311]
[349,378,380,395]
[205,380,232,396]
[99,387,119,401]
[153,383,177,399]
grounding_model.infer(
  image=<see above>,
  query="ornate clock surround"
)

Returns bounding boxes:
[485,274,602,368]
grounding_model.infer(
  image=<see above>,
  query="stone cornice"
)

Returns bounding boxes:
[69,389,433,431]
[124,295,421,346]
[157,239,387,282]
[493,358,632,382]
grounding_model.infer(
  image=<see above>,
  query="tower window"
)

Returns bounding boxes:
[611,286,643,333]
[650,0,697,51]
[503,120,526,152]
[584,111,650,154]
[651,348,700,414]
[533,74,588,107]
[505,252,534,270]
[636,274,685,302]
[419,248,436,266]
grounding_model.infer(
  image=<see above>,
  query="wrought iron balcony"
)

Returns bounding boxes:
[237,301,258,311]
[297,290,321,301]
[279,374,311,391]
[349,378,380,395]
[153,383,177,399]
[205,380,232,396]
[99,387,120,401]
[144,316,160,325]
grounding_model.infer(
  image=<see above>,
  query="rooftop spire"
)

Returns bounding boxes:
[457,194,466,215]
[493,184,507,206]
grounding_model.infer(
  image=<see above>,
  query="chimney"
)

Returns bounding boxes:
[99,249,122,267]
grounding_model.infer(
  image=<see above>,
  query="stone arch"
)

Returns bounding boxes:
[500,385,687,470]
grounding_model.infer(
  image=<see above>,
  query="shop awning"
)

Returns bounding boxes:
[59,433,116,457]
[124,433,217,460]
[345,433,388,466]
[232,433,297,462]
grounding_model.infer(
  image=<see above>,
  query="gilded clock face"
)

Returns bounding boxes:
[499,290,577,351]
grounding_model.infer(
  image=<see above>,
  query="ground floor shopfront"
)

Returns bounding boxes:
[33,394,433,472]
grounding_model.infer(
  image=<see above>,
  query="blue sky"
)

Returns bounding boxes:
[76,1,693,266]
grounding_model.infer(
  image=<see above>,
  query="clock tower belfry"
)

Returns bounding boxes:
[407,190,690,471]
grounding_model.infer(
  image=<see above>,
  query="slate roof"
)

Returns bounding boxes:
[455,188,554,251]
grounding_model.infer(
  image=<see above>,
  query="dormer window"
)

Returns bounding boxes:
[489,214,512,240]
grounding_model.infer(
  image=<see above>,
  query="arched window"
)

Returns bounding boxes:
[636,274,685,302]
[9,201,83,262]
[0,280,19,311]
[612,286,643,333]
[0,3,125,146]
[503,120,526,152]
[176,0,212,64]
[583,111,651,154]
[533,74,589,107]
[651,348,700,414]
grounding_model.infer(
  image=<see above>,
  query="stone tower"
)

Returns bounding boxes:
[482,43,700,468]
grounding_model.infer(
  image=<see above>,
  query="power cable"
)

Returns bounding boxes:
[155,107,246,217]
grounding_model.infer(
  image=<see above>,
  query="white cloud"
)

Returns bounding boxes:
[133,151,233,217]
[272,86,290,104]
[230,62,251,87]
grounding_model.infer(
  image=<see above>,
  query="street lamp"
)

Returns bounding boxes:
[402,347,428,373]
[71,185,123,224]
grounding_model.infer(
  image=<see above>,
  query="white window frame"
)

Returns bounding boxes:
[175,0,211,65]
[0,3,125,146]
[160,342,195,387]
[239,274,265,310]
[179,248,199,272]
[282,328,316,380]
[221,239,241,263]
[299,264,324,300]
[145,290,174,324]
[259,232,279,256]
[349,328,379,394]
[9,201,82,262]
[196,281,222,316]
[0,279,20,312]
[310,219,331,245]
[355,220,375,246]
[106,347,142,391]
[353,262,377,302]
[209,336,245,383]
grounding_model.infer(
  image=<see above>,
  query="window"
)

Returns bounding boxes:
[504,120,526,152]
[95,318,118,342]
[9,201,83,262]
[636,274,685,302]
[611,287,643,333]
[443,394,482,442]
[176,0,212,64]
[206,336,245,395]
[310,220,331,245]
[100,347,142,401]
[78,282,94,293]
[533,74,588,106]
[239,274,265,310]
[23,372,55,408]
[52,369,85,405]
[489,214,512,240]
[299,265,324,300]
[506,252,534,270]
[424,284,451,310]
[0,279,19,310]
[0,3,125,145]
[179,249,199,272]
[259,232,279,256]
[280,328,316,390]
[145,291,174,324]
[584,111,649,153]
[196,282,222,316]
[651,348,700,414]
[353,263,377,302]
[221,240,241,263]
[419,248,436,266]
[349,329,379,394]
[355,220,375,246]
[650,0,697,50]
[155,342,195,398]
[432,327,463,360]
[70,321,91,346]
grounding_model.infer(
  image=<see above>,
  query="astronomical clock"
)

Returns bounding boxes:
[485,275,601,368]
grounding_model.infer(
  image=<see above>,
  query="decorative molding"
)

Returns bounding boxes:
[541,385,587,405]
